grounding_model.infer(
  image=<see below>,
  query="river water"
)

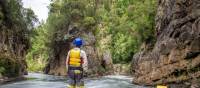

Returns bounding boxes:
[0,73,150,88]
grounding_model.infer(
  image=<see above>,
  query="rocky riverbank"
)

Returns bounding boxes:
[0,76,25,85]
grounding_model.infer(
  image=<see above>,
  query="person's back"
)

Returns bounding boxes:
[66,38,88,88]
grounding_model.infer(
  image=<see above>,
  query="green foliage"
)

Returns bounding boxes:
[96,0,157,63]
[23,8,38,31]
[0,0,37,76]
[83,17,96,28]
[46,0,99,46]
[111,33,136,63]
[27,0,157,72]
[26,0,104,72]
[27,58,46,72]
[0,58,21,77]
[26,24,49,72]
[0,67,5,74]
[2,0,37,30]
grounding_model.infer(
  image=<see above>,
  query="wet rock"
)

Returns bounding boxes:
[131,0,200,86]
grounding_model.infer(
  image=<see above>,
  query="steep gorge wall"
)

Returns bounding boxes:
[0,0,29,80]
[0,29,28,78]
[131,0,200,86]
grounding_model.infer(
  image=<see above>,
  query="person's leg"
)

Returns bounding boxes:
[75,70,84,88]
[68,70,76,88]
[76,78,84,88]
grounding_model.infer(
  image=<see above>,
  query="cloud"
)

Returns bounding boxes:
[22,0,50,22]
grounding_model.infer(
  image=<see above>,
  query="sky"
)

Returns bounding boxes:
[22,0,51,22]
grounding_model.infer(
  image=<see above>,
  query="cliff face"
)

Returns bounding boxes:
[0,29,28,78]
[131,0,200,85]
[44,24,110,76]
[0,0,29,79]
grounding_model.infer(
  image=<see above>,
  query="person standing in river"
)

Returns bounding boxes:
[66,38,88,88]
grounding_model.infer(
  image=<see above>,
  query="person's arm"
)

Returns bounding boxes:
[81,51,88,72]
[66,51,70,71]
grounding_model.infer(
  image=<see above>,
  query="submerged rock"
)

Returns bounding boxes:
[131,0,200,86]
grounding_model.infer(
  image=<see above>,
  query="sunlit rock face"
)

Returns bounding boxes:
[131,0,200,86]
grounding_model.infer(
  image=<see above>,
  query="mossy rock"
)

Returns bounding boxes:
[0,66,5,73]
[0,58,21,77]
